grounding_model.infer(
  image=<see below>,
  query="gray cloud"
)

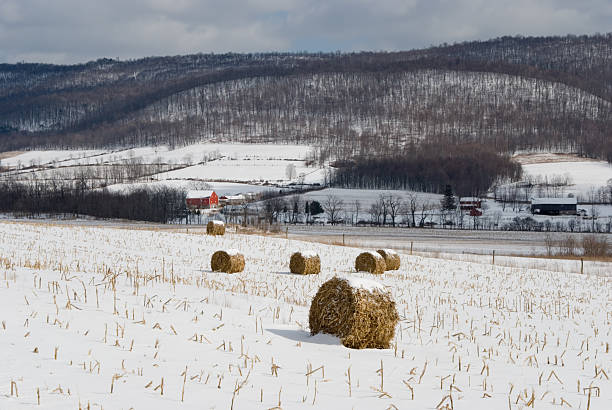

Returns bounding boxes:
[0,0,610,64]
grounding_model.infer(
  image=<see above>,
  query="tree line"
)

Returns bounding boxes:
[0,180,186,223]
[331,142,522,197]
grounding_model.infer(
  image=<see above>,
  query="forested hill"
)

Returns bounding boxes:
[1,34,611,163]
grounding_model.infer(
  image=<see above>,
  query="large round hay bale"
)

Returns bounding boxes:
[207,220,226,235]
[376,249,400,271]
[290,251,321,275]
[211,250,244,273]
[355,251,386,274]
[309,277,399,349]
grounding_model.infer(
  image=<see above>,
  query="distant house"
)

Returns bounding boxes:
[186,190,218,210]
[219,194,246,206]
[459,197,482,211]
[530,197,577,215]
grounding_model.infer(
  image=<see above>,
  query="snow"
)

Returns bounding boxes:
[211,220,225,226]
[155,159,326,184]
[2,143,315,168]
[0,149,105,167]
[298,250,319,258]
[300,188,442,212]
[0,221,611,409]
[522,160,612,197]
[380,248,397,255]
[343,276,386,293]
[104,180,272,197]
[366,250,383,260]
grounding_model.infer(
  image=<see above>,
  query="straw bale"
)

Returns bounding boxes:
[207,220,225,235]
[290,251,321,275]
[355,251,386,274]
[376,249,400,270]
[211,250,244,273]
[309,277,399,349]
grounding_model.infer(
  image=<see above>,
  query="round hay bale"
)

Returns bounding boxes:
[309,277,399,349]
[376,249,400,271]
[207,220,226,235]
[289,251,321,275]
[355,251,386,274]
[211,250,244,273]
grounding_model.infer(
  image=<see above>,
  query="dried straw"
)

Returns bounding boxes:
[376,249,400,271]
[207,221,226,236]
[309,277,399,349]
[211,250,244,273]
[289,252,321,275]
[355,252,386,274]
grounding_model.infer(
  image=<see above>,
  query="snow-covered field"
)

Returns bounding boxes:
[1,143,326,193]
[1,144,316,168]
[517,155,612,198]
[300,188,442,210]
[155,159,325,184]
[1,221,610,409]
[104,180,275,196]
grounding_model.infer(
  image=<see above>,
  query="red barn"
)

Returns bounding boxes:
[186,190,218,210]
[459,197,482,211]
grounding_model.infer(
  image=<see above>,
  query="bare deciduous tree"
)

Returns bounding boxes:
[323,195,344,225]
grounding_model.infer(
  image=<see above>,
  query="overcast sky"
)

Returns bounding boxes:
[1,0,610,64]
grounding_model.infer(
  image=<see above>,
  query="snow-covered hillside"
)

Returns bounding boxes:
[0,221,610,409]
[1,143,316,168]
[1,143,327,190]
[522,160,612,198]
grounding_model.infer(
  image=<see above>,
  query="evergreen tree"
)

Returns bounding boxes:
[310,200,324,215]
[441,185,456,211]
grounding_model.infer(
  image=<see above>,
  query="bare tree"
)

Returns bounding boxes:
[387,195,403,227]
[323,195,344,225]
[285,163,297,180]
[240,201,251,227]
[368,203,381,225]
[406,192,418,227]
[289,195,302,224]
[589,188,600,232]
[352,199,361,225]
[418,201,434,227]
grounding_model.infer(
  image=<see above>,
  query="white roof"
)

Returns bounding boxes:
[186,190,215,199]
[460,197,480,202]
[531,197,577,205]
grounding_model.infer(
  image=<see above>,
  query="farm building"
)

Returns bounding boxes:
[219,194,246,206]
[459,197,482,210]
[186,190,219,210]
[530,197,577,215]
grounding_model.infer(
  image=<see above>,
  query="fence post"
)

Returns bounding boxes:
[410,241,413,255]
[286,227,288,239]
[342,233,345,246]
[492,250,495,265]
[581,258,584,274]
